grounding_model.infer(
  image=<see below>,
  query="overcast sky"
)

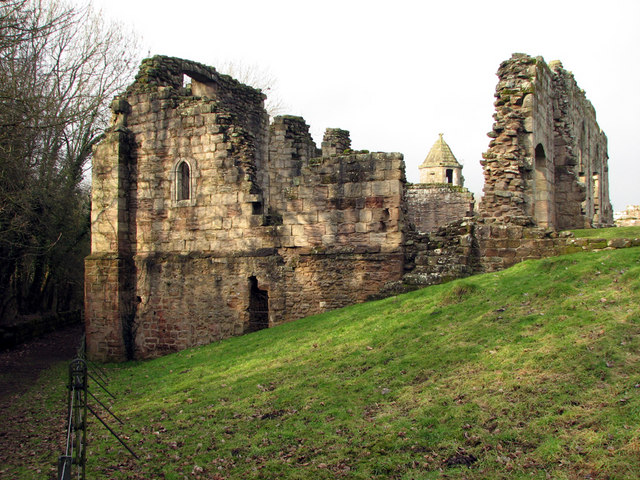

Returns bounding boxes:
[84,0,639,211]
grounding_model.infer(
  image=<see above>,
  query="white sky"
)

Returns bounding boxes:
[84,0,639,211]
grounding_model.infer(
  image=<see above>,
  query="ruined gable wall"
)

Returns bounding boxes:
[86,57,407,360]
[86,56,277,360]
[124,57,271,255]
[405,184,474,234]
[111,57,275,358]
[479,54,611,229]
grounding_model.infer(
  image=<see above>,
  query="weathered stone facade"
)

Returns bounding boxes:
[399,221,640,294]
[86,56,405,360]
[479,54,612,229]
[405,184,474,234]
[86,54,615,361]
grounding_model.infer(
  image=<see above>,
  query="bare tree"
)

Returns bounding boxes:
[0,0,140,321]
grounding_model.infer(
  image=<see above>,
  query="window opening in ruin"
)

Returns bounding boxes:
[246,276,269,333]
[592,172,600,218]
[534,144,552,227]
[252,201,263,215]
[380,208,390,232]
[177,161,190,201]
[446,169,453,184]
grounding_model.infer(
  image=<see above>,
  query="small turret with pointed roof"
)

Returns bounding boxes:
[418,133,464,186]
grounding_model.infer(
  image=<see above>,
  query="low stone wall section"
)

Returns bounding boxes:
[396,220,640,291]
[616,206,640,227]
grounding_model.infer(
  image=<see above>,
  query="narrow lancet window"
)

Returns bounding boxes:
[177,161,190,201]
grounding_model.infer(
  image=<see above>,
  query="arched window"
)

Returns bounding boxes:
[177,161,190,201]
[172,159,196,206]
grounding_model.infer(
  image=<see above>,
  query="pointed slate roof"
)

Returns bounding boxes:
[420,133,461,168]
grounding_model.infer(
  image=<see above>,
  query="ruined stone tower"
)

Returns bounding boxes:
[479,54,612,229]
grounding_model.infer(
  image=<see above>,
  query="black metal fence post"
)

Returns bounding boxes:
[59,357,87,480]
[59,336,137,479]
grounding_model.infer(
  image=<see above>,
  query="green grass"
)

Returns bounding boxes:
[5,247,640,479]
[570,225,640,239]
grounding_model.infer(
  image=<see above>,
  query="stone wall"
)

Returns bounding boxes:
[278,150,405,251]
[397,221,640,292]
[86,54,617,361]
[86,56,406,360]
[267,116,319,217]
[402,220,477,288]
[405,184,474,233]
[479,54,612,229]
[615,205,640,227]
[87,56,273,360]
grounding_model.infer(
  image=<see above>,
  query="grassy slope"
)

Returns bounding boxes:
[6,246,640,479]
[570,226,640,239]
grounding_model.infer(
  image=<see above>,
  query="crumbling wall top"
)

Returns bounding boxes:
[321,128,351,156]
[126,55,266,104]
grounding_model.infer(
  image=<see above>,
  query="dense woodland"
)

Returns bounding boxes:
[0,0,139,324]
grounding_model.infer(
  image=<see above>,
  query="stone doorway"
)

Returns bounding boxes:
[246,276,269,333]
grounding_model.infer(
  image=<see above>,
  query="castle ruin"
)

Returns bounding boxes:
[86,53,612,361]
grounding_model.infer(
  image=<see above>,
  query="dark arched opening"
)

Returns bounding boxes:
[246,276,269,333]
[177,161,190,201]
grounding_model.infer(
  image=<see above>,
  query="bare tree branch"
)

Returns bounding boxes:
[0,0,141,320]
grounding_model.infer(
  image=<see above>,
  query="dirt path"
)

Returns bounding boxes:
[0,323,84,407]
[0,324,84,478]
